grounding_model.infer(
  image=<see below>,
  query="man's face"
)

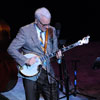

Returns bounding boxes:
[37,16,50,32]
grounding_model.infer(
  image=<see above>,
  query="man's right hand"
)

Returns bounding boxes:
[26,56,37,66]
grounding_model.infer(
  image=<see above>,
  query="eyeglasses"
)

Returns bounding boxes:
[38,19,50,27]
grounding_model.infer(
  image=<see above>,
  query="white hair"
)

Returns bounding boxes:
[35,7,51,20]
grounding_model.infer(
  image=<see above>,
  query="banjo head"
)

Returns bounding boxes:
[18,53,42,77]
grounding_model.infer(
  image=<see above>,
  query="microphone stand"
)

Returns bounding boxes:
[57,54,70,100]
[61,55,70,100]
[58,59,63,91]
[55,23,69,99]
[55,22,63,91]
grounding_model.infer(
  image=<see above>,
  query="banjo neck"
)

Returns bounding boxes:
[49,35,90,59]
[49,41,80,59]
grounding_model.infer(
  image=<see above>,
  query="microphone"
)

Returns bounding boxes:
[57,58,62,64]
[55,22,61,39]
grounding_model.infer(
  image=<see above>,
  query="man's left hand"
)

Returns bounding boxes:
[56,50,62,59]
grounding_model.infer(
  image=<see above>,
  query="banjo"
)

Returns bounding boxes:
[18,36,90,77]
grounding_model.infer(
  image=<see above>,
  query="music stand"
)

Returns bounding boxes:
[68,60,97,99]
[40,55,97,100]
[55,57,97,100]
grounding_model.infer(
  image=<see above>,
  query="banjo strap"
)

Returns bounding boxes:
[44,29,48,54]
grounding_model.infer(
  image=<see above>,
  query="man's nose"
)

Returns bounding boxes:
[45,25,49,29]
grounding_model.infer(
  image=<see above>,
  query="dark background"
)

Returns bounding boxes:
[0,1,100,98]
[0,0,100,43]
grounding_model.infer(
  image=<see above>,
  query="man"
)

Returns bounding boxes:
[7,7,62,100]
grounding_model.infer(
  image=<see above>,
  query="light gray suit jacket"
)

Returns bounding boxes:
[7,22,58,83]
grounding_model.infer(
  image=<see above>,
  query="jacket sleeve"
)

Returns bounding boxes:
[7,28,28,66]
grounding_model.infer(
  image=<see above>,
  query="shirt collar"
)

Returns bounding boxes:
[35,24,41,33]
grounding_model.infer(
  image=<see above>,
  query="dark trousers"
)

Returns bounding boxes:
[23,69,59,100]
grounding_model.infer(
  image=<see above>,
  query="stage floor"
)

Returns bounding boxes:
[1,78,89,100]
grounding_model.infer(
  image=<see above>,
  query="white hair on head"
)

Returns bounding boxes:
[35,7,51,20]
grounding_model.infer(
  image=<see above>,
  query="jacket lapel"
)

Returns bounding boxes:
[30,23,44,53]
